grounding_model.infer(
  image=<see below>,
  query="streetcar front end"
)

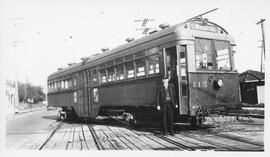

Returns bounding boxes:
[172,19,241,125]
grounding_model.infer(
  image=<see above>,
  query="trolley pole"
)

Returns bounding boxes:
[256,19,266,72]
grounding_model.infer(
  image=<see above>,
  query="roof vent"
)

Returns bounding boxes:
[81,57,88,63]
[126,37,135,42]
[101,47,109,52]
[159,23,170,29]
[149,30,158,34]
[57,67,63,71]
[67,63,75,67]
[81,57,88,61]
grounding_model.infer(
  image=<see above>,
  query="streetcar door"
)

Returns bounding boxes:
[85,70,91,117]
[78,72,84,117]
[78,71,90,117]
[178,45,188,115]
[164,46,179,111]
[87,70,92,117]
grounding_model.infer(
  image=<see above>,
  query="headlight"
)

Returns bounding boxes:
[217,79,223,87]
[214,78,223,90]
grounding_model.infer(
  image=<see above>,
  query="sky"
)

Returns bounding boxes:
[0,0,269,90]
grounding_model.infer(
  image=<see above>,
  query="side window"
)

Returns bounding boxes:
[135,59,146,77]
[147,47,158,55]
[100,69,107,84]
[124,54,133,61]
[125,62,134,79]
[61,80,64,89]
[116,64,124,81]
[107,67,115,82]
[65,80,68,89]
[91,68,99,86]
[73,91,77,103]
[147,55,159,75]
[54,82,56,91]
[93,88,99,102]
[115,57,123,64]
[107,60,114,67]
[79,73,82,87]
[195,38,213,70]
[180,46,187,81]
[68,79,73,88]
[73,77,77,87]
[180,45,187,96]
[83,72,88,85]
[55,82,58,91]
[135,51,145,58]
[57,82,61,90]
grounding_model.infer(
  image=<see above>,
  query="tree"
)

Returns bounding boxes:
[18,82,45,103]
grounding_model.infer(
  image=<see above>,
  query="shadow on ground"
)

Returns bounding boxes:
[42,115,59,120]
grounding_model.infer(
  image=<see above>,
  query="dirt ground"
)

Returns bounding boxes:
[204,116,264,143]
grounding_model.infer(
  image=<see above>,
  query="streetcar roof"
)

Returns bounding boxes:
[48,19,230,81]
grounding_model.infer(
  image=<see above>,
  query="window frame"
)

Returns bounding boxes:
[214,40,231,71]
[73,91,78,103]
[100,69,107,84]
[195,38,214,71]
[73,77,77,87]
[115,64,125,81]
[92,47,161,86]
[65,80,68,89]
[147,54,160,76]
[107,66,116,83]
[125,61,135,79]
[135,58,146,78]
[194,37,232,71]
[68,79,73,89]
[91,67,99,86]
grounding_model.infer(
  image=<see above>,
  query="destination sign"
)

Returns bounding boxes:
[190,22,218,33]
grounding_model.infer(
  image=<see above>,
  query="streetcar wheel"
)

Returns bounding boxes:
[190,116,202,128]
[123,112,138,126]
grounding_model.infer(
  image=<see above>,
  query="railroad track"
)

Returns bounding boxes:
[214,133,264,148]
[38,121,63,150]
[87,124,105,150]
[37,117,264,151]
[109,116,264,151]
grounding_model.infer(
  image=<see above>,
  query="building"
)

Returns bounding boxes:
[239,70,265,104]
[5,79,18,114]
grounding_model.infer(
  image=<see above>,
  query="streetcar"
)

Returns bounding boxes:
[47,14,240,126]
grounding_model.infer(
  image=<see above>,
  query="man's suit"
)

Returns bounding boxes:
[157,82,177,134]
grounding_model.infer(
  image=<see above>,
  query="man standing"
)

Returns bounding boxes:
[157,73,178,135]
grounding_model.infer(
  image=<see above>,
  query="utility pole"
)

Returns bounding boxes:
[24,77,28,102]
[8,17,25,110]
[256,19,266,73]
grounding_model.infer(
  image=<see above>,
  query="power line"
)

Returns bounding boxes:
[135,18,155,35]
